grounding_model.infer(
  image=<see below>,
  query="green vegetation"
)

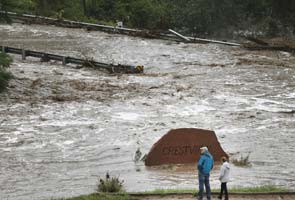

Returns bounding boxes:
[138,188,197,195]
[0,52,13,92]
[134,185,289,194]
[1,0,295,37]
[97,173,125,193]
[230,185,289,193]
[52,186,290,200]
[54,193,134,200]
[54,173,128,200]
[231,154,251,167]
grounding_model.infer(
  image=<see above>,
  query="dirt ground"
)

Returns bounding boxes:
[133,193,295,200]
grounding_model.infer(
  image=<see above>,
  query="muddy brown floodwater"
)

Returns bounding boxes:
[0,24,295,200]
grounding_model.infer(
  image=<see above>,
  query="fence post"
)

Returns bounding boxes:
[22,49,26,60]
[62,56,67,65]
[2,46,6,53]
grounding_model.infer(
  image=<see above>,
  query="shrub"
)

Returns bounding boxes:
[97,173,125,193]
[0,52,13,92]
[231,153,251,167]
[0,52,12,68]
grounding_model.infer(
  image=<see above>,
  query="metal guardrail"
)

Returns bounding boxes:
[0,46,144,74]
[1,11,141,34]
[1,11,241,46]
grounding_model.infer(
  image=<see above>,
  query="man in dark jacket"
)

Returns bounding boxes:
[197,146,214,200]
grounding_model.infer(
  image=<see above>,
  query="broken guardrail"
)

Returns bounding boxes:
[168,29,241,46]
[0,46,144,74]
[1,11,241,46]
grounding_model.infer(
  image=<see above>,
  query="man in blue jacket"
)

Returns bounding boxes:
[197,146,214,200]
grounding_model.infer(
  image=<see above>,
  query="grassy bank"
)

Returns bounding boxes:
[54,193,135,200]
[53,185,291,200]
[135,185,289,195]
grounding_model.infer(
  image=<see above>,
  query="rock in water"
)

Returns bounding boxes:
[145,128,228,166]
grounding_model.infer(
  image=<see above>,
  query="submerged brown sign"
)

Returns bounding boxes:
[145,128,228,166]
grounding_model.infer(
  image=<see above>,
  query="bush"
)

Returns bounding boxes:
[231,153,251,167]
[97,173,125,193]
[0,52,13,92]
[0,52,12,68]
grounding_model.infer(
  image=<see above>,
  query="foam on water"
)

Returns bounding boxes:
[113,112,142,121]
[250,97,295,113]
[0,23,295,200]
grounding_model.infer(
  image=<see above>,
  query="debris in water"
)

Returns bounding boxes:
[134,148,142,162]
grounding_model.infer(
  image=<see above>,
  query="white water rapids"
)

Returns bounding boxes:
[0,24,295,200]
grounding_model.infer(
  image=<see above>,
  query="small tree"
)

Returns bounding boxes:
[0,52,13,92]
[97,172,125,193]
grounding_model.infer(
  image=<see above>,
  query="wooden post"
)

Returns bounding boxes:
[40,54,50,62]
[62,57,67,65]
[22,49,26,60]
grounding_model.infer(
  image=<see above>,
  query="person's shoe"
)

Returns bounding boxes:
[217,196,222,199]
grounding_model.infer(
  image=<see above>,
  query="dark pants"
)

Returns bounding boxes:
[198,173,211,200]
[218,182,228,200]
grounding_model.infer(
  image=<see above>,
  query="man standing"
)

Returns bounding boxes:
[197,146,214,200]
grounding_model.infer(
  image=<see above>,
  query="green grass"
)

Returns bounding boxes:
[53,193,135,200]
[230,185,290,193]
[51,186,291,200]
[132,185,290,195]
[135,188,196,195]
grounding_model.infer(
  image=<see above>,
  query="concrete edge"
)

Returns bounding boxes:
[129,191,295,197]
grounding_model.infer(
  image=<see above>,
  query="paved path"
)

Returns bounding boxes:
[133,193,295,200]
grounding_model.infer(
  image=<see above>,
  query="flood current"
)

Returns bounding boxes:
[0,24,295,200]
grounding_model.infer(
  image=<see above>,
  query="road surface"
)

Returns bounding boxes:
[133,193,295,200]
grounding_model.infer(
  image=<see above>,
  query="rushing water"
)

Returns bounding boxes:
[0,24,295,200]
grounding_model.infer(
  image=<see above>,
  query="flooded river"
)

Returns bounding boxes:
[0,24,295,200]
